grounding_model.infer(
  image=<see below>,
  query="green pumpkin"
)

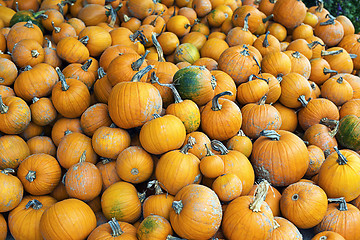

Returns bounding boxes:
[10,10,45,32]
[336,115,360,151]
[173,65,216,106]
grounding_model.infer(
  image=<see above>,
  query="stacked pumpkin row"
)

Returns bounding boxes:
[1,0,360,239]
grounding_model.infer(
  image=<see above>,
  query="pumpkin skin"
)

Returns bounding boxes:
[8,195,57,240]
[101,181,142,223]
[212,173,242,202]
[137,215,173,240]
[80,103,112,137]
[336,115,360,151]
[17,153,61,196]
[273,103,298,132]
[0,59,18,85]
[30,97,57,127]
[279,73,312,109]
[51,118,83,147]
[27,136,56,156]
[0,135,30,169]
[280,182,328,229]
[183,131,211,159]
[0,213,6,240]
[40,198,97,240]
[270,217,303,240]
[170,184,222,240]
[251,130,309,187]
[318,148,360,202]
[312,231,346,240]
[56,36,90,63]
[306,145,326,178]
[88,219,137,240]
[340,99,360,119]
[96,159,121,191]
[303,123,338,154]
[273,0,306,29]
[0,168,24,212]
[139,114,186,155]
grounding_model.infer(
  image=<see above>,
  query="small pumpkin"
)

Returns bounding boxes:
[0,168,24,212]
[137,215,173,240]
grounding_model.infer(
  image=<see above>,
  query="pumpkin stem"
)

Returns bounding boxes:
[52,21,61,33]
[32,97,40,103]
[79,151,86,163]
[262,31,270,48]
[151,72,183,103]
[187,136,196,146]
[211,140,229,155]
[166,236,186,240]
[22,65,32,72]
[153,113,161,119]
[211,75,217,90]
[242,13,250,31]
[262,14,273,23]
[298,95,309,107]
[138,191,146,203]
[334,146,347,165]
[172,200,184,214]
[319,237,327,240]
[62,172,66,185]
[205,143,215,156]
[320,118,339,138]
[79,36,89,45]
[303,140,309,145]
[25,170,36,182]
[1,168,15,175]
[100,157,112,164]
[80,59,92,72]
[131,50,150,71]
[0,95,9,114]
[260,130,281,141]
[64,129,72,135]
[323,67,338,75]
[258,94,267,105]
[152,33,165,62]
[123,14,131,23]
[349,53,358,59]
[324,149,331,158]
[273,219,280,229]
[237,129,246,136]
[55,67,69,91]
[107,6,117,28]
[147,180,164,195]
[108,218,124,237]
[129,30,142,42]
[15,1,20,11]
[150,14,161,27]
[336,76,344,84]
[180,142,194,154]
[31,49,40,58]
[328,197,348,211]
[307,41,325,50]
[291,51,301,59]
[321,49,343,56]
[131,65,154,82]
[249,180,270,212]
[25,199,43,210]
[0,77,4,83]
[320,18,335,26]
[315,0,324,12]
[211,91,233,111]
[240,49,250,57]
[97,67,106,78]
[24,21,34,28]
[131,168,139,175]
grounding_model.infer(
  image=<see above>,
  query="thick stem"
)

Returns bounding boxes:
[240,49,250,56]
[320,18,335,26]
[31,50,40,58]
[25,170,36,182]
[64,129,72,135]
[211,140,229,155]
[152,33,165,62]
[153,113,161,119]
[0,95,9,114]
[172,200,183,214]
[211,91,233,111]
[319,237,327,240]
[138,191,146,203]
[147,180,163,195]
[81,59,92,71]
[24,21,34,28]
[129,30,142,42]
[328,197,348,211]
[79,151,86,163]
[100,157,112,164]
[242,13,250,31]
[336,76,343,84]
[131,65,154,82]
[259,130,281,141]
[321,49,343,56]
[315,0,324,12]
[291,194,299,201]
[1,168,15,175]
[237,129,246,136]
[258,94,267,105]
[150,72,183,103]
[108,6,117,28]
[187,136,196,146]
[320,118,339,138]
[204,143,215,156]
[123,14,131,23]
[97,67,106,78]
[52,21,60,33]
[32,97,40,104]
[249,180,270,212]
[298,95,309,107]
[25,199,43,210]
[180,142,194,154]
[22,65,32,72]
[262,31,270,48]
[131,168,139,175]
[55,67,69,91]
[0,77,3,83]
[334,146,347,165]
[323,67,338,75]
[108,218,124,237]
[79,36,89,45]
[307,41,325,49]
[262,14,273,23]
[131,50,150,71]
[349,54,357,59]
[291,51,301,59]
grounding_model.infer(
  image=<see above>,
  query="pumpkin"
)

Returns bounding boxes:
[49,181,69,202]
[237,74,269,105]
[261,51,291,78]
[0,168,23,212]
[0,135,30,169]
[336,115,360,151]
[292,23,314,40]
[303,120,338,154]
[137,215,173,240]
[226,14,255,46]
[116,146,154,184]
[0,58,18,86]
[247,183,282,217]
[339,99,360,119]
[201,91,242,141]
[78,26,112,57]
[17,153,61,196]
[212,173,242,202]
[279,73,312,109]
[309,58,337,86]
[315,198,360,240]
[127,0,155,19]
[0,213,6,240]
[318,147,360,202]
[8,196,57,240]
[56,36,90,63]
[306,145,326,177]
[80,103,112,137]
[314,15,344,47]
[226,130,253,158]
[273,102,298,132]
[280,181,328,229]
[251,130,309,187]
[322,47,354,74]
[11,39,44,68]
[51,118,83,147]
[308,0,329,21]
[30,97,57,127]
[222,180,274,240]
[40,198,97,240]
[62,59,96,89]
[283,51,311,79]
[170,184,222,239]
[7,21,43,52]
[338,34,360,70]
[272,0,306,29]
[270,217,303,240]
[88,218,138,240]
[51,22,77,45]
[27,136,56,157]
[182,131,211,159]
[200,143,225,178]
[312,231,346,240]
[101,181,142,223]
[96,158,121,190]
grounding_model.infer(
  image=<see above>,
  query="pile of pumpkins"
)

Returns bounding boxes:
[1,0,360,239]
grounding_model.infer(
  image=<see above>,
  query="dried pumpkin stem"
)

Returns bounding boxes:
[24,21,34,28]
[129,30,142,42]
[64,129,72,135]
[107,6,117,28]
[131,50,150,71]
[25,199,43,210]
[211,75,217,90]
[260,130,281,141]
[307,41,325,49]
[0,95,9,114]
[138,191,146,203]
[291,51,301,59]
[152,33,165,62]
[240,49,250,56]
[31,50,40,58]
[242,13,250,31]
[211,140,229,155]
[172,200,183,214]
[0,77,4,83]
[204,143,215,156]
[334,146,347,165]
[123,14,131,23]
[97,67,106,78]
[153,113,161,119]
[131,65,154,82]
[258,94,267,105]
[349,54,357,59]
[79,36,89,45]
[319,236,327,240]
[52,21,61,33]
[79,151,86,163]
[150,72,184,103]
[315,0,324,12]
[298,95,309,107]
[323,67,337,75]
[32,97,40,103]
[321,49,343,56]
[166,235,186,240]
[108,218,124,237]
[211,91,233,111]
[262,14,273,23]
[62,172,67,185]
[187,136,196,145]
[25,170,36,182]
[328,197,348,211]
[262,31,270,48]
[180,143,194,154]
[273,219,280,229]
[55,67,69,91]
[249,180,270,212]
[320,18,335,26]
[81,59,92,71]
[147,180,163,195]
[1,168,15,175]
[100,157,112,164]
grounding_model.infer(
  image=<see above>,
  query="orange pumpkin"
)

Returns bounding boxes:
[88,218,137,239]
[0,168,24,212]
[137,215,173,240]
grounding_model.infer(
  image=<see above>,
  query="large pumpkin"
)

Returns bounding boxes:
[336,115,360,151]
[0,168,24,212]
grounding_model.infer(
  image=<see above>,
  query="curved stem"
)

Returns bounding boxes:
[147,180,163,195]
[320,18,335,26]
[307,41,325,49]
[320,117,339,138]
[129,30,142,42]
[273,219,280,229]
[1,168,15,175]
[262,14,273,23]
[180,142,194,154]
[259,130,280,141]
[123,14,131,23]
[204,143,214,156]
[55,67,69,91]
[172,200,183,214]
[242,13,250,31]
[262,31,270,48]
[211,140,229,155]
[97,67,106,78]
[323,67,338,75]
[258,94,267,105]
[336,76,344,84]
[349,53,357,59]
[24,21,34,28]
[152,33,165,62]
[211,91,232,111]
[79,36,89,45]
[52,21,60,33]
[25,199,43,210]
[298,95,309,107]
[108,6,117,28]
[328,197,348,211]
[249,180,270,212]
[315,0,324,12]
[334,146,347,165]
[291,51,301,59]
[131,50,150,71]
[25,170,36,182]
[79,151,86,163]
[240,49,250,56]
[100,157,112,164]
[0,95,9,114]
[32,97,40,103]
[321,49,343,56]
[81,59,92,71]
[31,50,40,58]
[108,218,124,237]
[131,65,154,82]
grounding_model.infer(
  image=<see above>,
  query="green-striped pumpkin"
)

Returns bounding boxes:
[336,114,360,151]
